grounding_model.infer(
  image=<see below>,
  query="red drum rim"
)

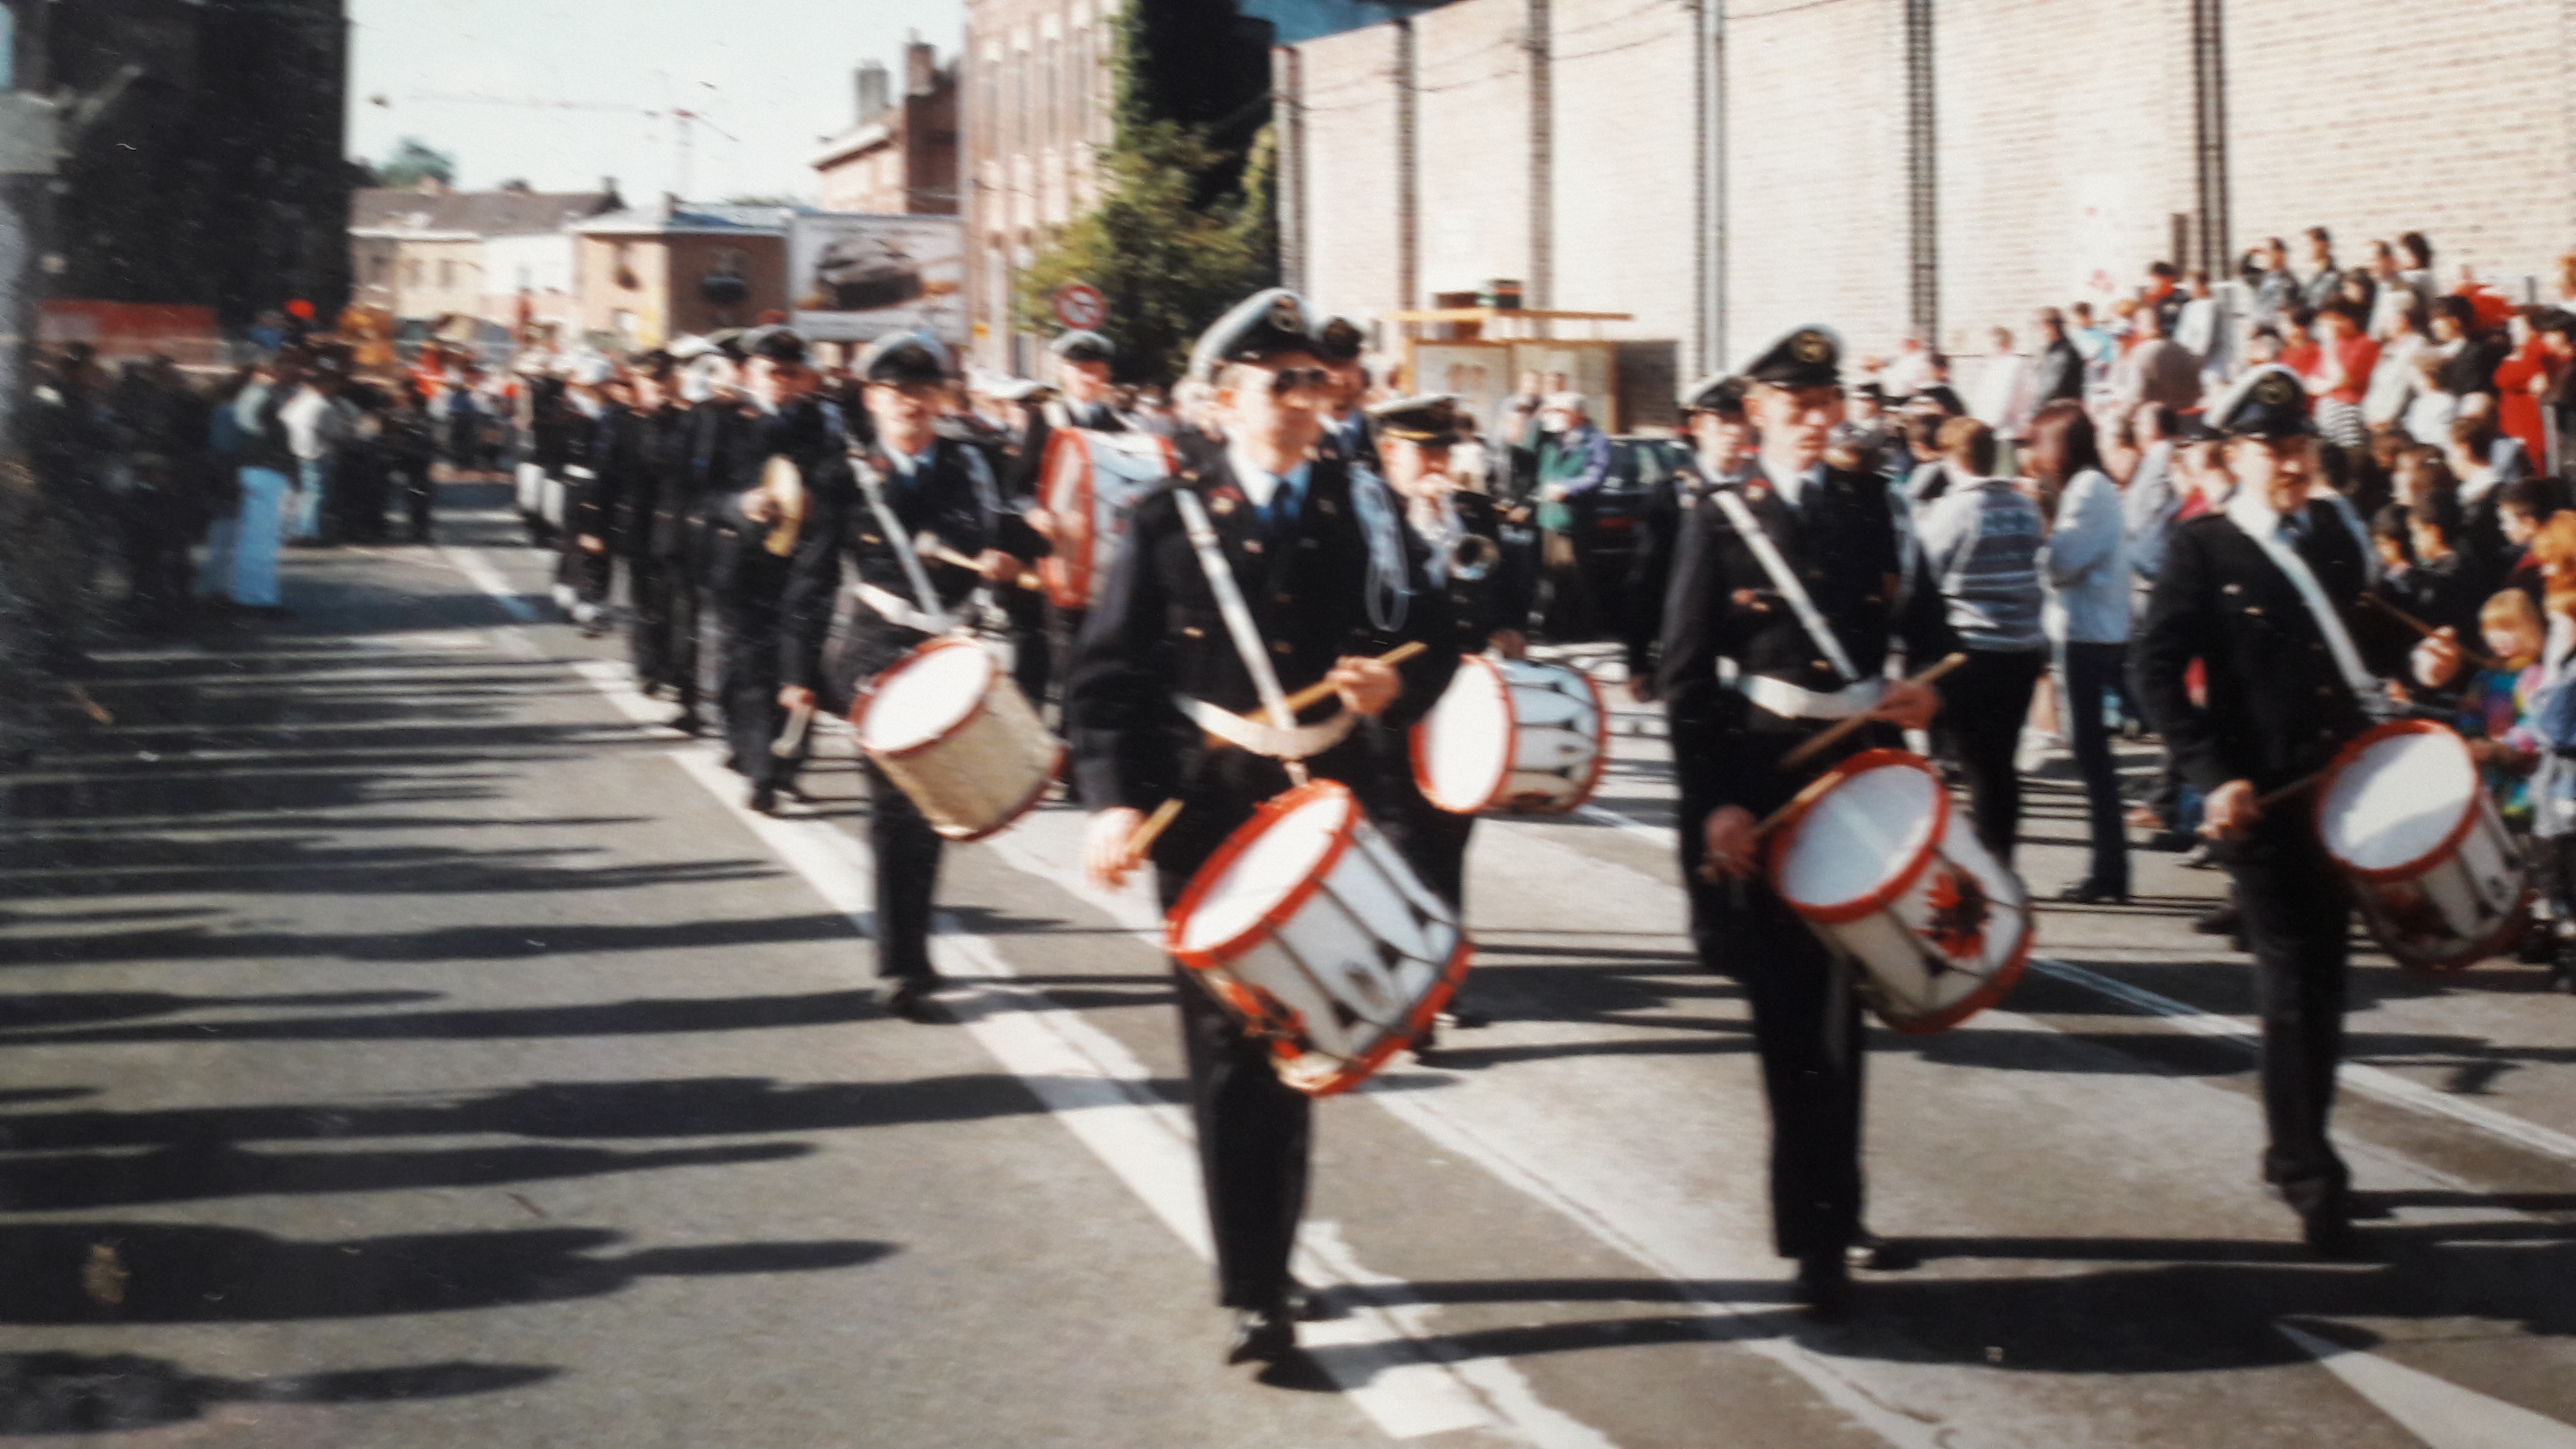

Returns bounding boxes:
[1038,428,1098,609]
[1410,654,1514,813]
[1164,779,1362,968]
[851,638,998,761]
[1274,932,1475,1096]
[2382,891,2530,976]
[1768,748,1950,925]
[2316,718,2481,884]
[1879,915,2034,1035]
[932,739,1066,843]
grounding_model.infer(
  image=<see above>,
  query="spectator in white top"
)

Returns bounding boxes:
[1971,326,2037,447]
[2363,300,2430,430]
[2121,402,2183,595]
[2029,400,2130,903]
[2172,270,2230,383]
[279,354,355,545]
[1919,416,2049,866]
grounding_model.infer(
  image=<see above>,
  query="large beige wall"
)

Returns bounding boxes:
[1414,0,1533,306]
[1552,0,1696,343]
[1298,21,1409,331]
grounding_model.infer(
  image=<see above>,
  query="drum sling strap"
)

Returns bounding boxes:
[1171,489,1350,776]
[856,459,956,637]
[2225,487,2380,708]
[1709,485,1863,686]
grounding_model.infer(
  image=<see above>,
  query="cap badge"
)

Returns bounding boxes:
[1792,331,1830,363]
[1269,295,1304,331]
[2253,373,2298,407]
[1210,494,1237,516]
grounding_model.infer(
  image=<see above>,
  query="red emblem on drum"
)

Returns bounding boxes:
[1924,867,1991,961]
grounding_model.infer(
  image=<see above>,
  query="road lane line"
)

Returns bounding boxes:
[2276,1323,2576,1447]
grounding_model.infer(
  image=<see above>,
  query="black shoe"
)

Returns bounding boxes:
[2193,902,2242,936]
[1437,1004,1493,1029]
[2056,880,2129,905]
[1226,1304,1298,1365]
[1793,1251,1850,1319]
[1845,1232,1918,1272]
[748,784,778,816]
[879,974,943,1022]
[2301,1206,2363,1259]
[663,708,703,737]
[2517,927,2557,965]
[2552,942,2576,994]
[2142,829,2199,852]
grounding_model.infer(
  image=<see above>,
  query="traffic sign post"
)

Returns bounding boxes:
[1052,281,1106,331]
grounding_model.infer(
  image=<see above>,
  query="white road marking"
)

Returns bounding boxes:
[2276,1322,2576,1448]
[440,545,542,625]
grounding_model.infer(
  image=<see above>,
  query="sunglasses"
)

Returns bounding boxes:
[1267,367,1332,398]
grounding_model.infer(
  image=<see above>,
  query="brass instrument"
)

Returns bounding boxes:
[760,454,806,557]
[1447,532,1504,582]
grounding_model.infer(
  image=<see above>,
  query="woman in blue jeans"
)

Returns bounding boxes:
[2031,401,2132,902]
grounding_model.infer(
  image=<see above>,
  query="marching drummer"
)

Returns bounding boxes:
[767,331,1019,1020]
[1626,374,1753,701]
[1657,326,1957,1317]
[1068,288,1455,1366]
[1018,330,1129,716]
[2133,364,2421,1257]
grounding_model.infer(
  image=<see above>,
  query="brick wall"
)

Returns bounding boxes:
[1551,0,1694,345]
[1297,21,1409,333]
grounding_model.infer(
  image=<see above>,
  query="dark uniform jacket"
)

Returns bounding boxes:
[562,401,616,545]
[1066,451,1456,862]
[2135,500,2412,797]
[778,432,998,710]
[1427,490,1528,653]
[527,378,572,477]
[628,402,699,562]
[1655,460,1957,812]
[1624,454,1716,680]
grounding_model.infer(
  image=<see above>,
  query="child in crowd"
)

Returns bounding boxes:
[2491,515,2576,990]
[2461,589,2545,834]
[2403,492,2481,637]
[2369,504,2413,597]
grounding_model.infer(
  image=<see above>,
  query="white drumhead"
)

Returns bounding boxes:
[2321,727,2474,871]
[861,644,994,753]
[1177,789,1355,954]
[1775,762,1940,910]
[1417,661,1513,811]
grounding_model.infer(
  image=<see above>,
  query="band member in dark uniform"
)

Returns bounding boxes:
[612,351,698,705]
[710,327,847,813]
[562,356,620,636]
[675,338,750,734]
[1626,374,1752,701]
[1311,315,1374,466]
[1657,327,1954,1316]
[774,331,1019,1019]
[2134,364,2421,1257]
[978,375,1060,706]
[1018,330,1129,712]
[1070,290,1455,1365]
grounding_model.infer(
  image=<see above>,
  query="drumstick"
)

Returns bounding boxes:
[915,531,1044,592]
[2190,771,2325,841]
[770,700,815,758]
[2359,592,2502,671]
[1118,797,1187,874]
[1278,640,1429,715]
[1776,652,1968,772]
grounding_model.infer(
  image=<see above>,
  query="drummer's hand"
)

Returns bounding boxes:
[1627,673,1659,703]
[2202,778,2260,841]
[739,489,778,524]
[1084,806,1147,891]
[777,684,814,711]
[1869,676,1940,732]
[1332,655,1403,716]
[973,548,1020,583]
[1025,505,1057,540]
[2414,628,2466,689]
[1491,628,1528,661]
[1699,806,1760,881]
[578,533,605,554]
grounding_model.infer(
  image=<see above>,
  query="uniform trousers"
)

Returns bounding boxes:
[716,593,789,790]
[628,555,697,703]
[2059,642,2130,893]
[1159,859,1309,1310]
[2225,814,2353,1217]
[397,464,435,542]
[1001,587,1049,706]
[861,753,944,981]
[1676,734,1871,1259]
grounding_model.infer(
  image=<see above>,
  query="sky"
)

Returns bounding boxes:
[346,0,967,203]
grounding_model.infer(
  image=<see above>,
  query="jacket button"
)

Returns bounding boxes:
[1813,660,1830,672]
[1272,640,1294,655]
[1244,541,1264,555]
[2317,686,2334,697]
[1276,593,1293,606]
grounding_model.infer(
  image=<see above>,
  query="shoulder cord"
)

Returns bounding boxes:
[1707,486,1861,685]
[1345,464,1413,633]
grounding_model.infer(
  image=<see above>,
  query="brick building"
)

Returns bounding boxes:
[1280,0,2576,411]
[349,180,620,335]
[812,41,961,217]
[571,202,789,349]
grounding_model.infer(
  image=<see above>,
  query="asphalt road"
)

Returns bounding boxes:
[2,481,2573,1448]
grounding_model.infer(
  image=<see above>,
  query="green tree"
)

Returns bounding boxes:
[376,137,456,190]
[1013,13,1277,384]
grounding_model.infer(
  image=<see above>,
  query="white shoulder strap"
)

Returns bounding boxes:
[856,457,951,633]
[1173,487,1295,730]
[2227,492,2376,703]
[1709,485,1861,685]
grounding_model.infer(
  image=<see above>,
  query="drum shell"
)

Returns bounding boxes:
[1167,781,1471,1095]
[1410,656,1609,815]
[1037,429,1176,610]
[2319,719,2532,973]
[1771,749,2033,1033]
[854,640,1062,842]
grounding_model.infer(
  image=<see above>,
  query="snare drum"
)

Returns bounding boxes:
[1166,780,1470,1096]
[852,638,1061,841]
[1770,749,2032,1033]
[2317,718,2529,973]
[1410,656,1609,814]
[1038,429,1179,609]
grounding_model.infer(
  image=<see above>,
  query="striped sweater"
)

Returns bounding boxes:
[1918,477,2048,651]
